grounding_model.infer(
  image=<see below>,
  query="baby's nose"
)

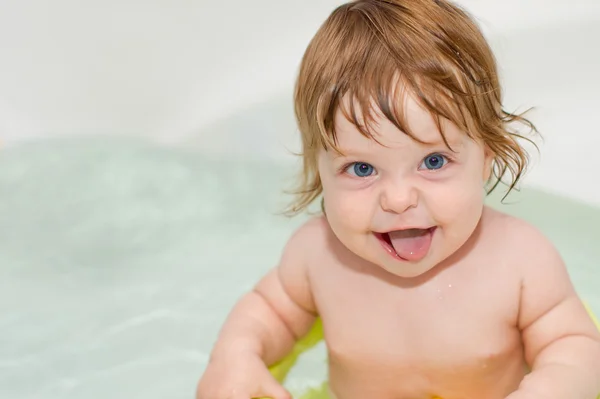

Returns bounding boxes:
[380,180,418,214]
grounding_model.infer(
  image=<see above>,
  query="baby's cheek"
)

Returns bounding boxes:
[431,183,484,222]
[326,194,353,220]
[326,192,369,228]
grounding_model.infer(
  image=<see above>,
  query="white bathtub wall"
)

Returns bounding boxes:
[0,0,599,204]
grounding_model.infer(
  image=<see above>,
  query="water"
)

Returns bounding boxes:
[0,137,598,398]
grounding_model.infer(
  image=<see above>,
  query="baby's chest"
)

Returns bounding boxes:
[314,270,521,371]
[323,308,519,372]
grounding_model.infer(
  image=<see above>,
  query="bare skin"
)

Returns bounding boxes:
[297,211,600,399]
[196,95,600,399]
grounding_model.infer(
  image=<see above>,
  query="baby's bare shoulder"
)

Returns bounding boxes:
[282,215,330,256]
[278,215,332,278]
[483,207,555,248]
[482,206,564,268]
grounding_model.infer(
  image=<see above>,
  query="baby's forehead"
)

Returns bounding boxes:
[333,98,467,151]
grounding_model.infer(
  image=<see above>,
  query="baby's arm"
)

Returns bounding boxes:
[507,223,600,399]
[197,219,319,398]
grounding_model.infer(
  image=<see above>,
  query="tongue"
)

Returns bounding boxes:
[388,228,432,261]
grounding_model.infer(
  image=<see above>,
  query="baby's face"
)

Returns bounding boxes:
[318,94,492,278]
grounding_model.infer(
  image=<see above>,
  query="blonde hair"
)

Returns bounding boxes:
[285,0,537,216]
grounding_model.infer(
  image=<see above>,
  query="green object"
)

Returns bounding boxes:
[268,318,324,383]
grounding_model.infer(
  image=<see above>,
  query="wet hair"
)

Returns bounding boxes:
[285,0,537,216]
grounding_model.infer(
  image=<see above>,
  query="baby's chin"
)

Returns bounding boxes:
[375,258,440,279]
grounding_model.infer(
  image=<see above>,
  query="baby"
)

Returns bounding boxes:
[196,0,600,398]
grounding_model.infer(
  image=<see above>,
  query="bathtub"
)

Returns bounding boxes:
[0,1,599,398]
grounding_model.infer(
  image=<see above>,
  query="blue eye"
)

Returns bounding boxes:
[420,153,447,170]
[347,162,375,177]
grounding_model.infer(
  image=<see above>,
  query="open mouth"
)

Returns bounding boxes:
[374,227,436,262]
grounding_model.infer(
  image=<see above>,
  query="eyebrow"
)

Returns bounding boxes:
[330,149,354,160]
[419,134,465,150]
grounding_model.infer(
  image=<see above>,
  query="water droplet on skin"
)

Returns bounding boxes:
[448,284,452,288]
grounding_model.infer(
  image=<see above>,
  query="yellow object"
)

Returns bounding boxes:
[267,318,324,383]
[261,304,600,399]
[585,303,600,330]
